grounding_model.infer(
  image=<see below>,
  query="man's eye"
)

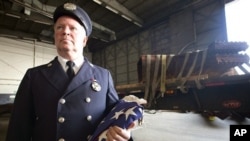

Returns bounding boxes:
[71,27,77,31]
[56,26,63,30]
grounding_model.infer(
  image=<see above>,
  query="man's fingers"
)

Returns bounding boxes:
[127,122,135,129]
[106,126,130,141]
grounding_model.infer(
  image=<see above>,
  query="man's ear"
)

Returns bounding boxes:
[83,36,88,44]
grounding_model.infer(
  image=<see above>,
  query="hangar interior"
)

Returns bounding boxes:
[1,0,250,141]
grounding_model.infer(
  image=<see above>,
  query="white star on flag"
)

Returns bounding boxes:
[125,107,137,120]
[88,99,144,141]
[112,109,124,120]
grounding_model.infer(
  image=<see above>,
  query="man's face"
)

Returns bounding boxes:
[54,16,88,60]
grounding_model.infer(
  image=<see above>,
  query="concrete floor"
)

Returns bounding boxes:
[132,110,250,141]
[1,110,249,141]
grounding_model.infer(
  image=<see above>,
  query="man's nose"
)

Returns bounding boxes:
[63,27,70,35]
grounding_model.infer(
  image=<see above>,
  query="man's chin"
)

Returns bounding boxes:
[60,44,73,50]
[60,40,73,45]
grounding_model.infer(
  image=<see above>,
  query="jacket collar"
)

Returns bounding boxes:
[41,57,95,95]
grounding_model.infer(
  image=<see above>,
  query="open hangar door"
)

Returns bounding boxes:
[0,37,57,109]
[0,36,57,140]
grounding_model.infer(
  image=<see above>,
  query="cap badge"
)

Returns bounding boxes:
[63,3,77,11]
[91,79,101,92]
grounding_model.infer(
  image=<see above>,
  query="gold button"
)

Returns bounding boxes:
[59,98,66,104]
[58,117,65,123]
[85,97,91,103]
[58,138,65,141]
[87,115,92,121]
[87,135,91,140]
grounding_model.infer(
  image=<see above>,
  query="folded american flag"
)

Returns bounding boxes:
[88,98,144,141]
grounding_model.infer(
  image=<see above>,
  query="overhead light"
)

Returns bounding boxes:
[34,20,52,25]
[105,5,119,14]
[105,6,119,14]
[24,7,31,15]
[93,0,102,5]
[93,0,143,27]
[11,0,52,18]
[121,15,132,21]
[9,95,16,99]
[133,21,142,27]
[5,13,20,19]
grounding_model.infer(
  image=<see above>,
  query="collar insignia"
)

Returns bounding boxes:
[47,63,52,67]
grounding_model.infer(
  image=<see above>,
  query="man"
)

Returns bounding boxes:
[6,3,133,141]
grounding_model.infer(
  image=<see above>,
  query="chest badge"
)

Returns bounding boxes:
[91,80,101,92]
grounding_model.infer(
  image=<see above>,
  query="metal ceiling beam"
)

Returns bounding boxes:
[11,0,116,41]
[0,26,53,43]
[93,0,143,27]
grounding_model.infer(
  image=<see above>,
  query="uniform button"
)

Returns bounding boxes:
[87,135,91,140]
[59,98,66,104]
[58,117,65,123]
[85,97,91,103]
[58,138,65,141]
[87,115,92,121]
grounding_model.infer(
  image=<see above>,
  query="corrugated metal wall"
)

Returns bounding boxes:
[92,0,227,86]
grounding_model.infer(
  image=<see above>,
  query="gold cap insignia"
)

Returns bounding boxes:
[63,3,77,11]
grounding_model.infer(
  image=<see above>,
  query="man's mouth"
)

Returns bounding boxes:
[60,39,72,43]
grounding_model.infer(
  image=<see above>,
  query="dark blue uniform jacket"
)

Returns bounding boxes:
[6,57,119,141]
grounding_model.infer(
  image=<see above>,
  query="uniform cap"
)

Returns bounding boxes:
[53,3,92,36]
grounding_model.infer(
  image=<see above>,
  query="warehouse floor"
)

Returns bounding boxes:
[1,110,249,141]
[132,110,250,141]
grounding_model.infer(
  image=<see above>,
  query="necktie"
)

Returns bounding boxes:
[66,61,75,81]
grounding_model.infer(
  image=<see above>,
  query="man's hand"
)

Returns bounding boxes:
[106,124,135,141]
[89,97,145,141]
